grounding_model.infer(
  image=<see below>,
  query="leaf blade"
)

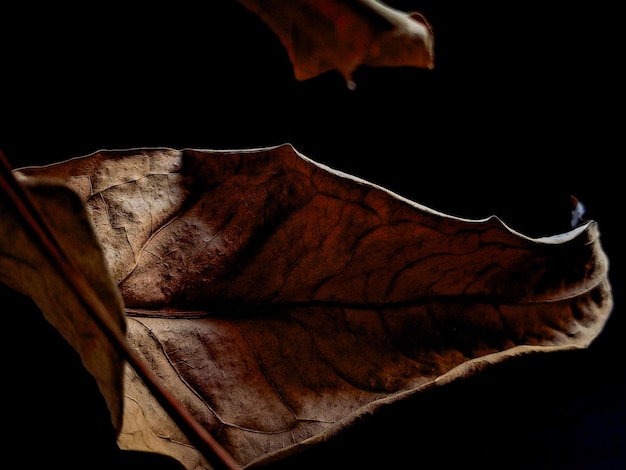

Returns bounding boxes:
[237,0,435,86]
[1,150,241,470]
[14,146,613,468]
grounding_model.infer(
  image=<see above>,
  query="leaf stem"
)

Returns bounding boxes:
[0,150,242,470]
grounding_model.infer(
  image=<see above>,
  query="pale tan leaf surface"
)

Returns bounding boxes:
[0,175,126,431]
[237,0,435,86]
[16,146,613,468]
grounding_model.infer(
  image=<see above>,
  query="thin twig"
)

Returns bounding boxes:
[0,149,241,470]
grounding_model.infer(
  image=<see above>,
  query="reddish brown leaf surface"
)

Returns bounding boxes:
[12,146,613,469]
[0,173,127,432]
[237,0,435,87]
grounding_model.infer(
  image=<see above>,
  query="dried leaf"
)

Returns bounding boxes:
[13,146,613,469]
[0,171,127,432]
[1,152,239,470]
[237,0,435,87]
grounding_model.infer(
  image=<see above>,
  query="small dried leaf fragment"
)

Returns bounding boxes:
[15,146,613,469]
[0,175,127,431]
[237,0,435,86]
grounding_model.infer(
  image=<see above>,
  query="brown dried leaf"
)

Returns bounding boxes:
[0,174,126,432]
[14,146,613,469]
[237,0,435,87]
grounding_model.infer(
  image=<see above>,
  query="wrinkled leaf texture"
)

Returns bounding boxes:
[8,146,613,469]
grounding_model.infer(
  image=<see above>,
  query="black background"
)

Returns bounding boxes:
[1,1,623,469]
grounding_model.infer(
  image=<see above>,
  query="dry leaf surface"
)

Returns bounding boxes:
[237,0,435,86]
[0,176,127,431]
[13,146,613,468]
